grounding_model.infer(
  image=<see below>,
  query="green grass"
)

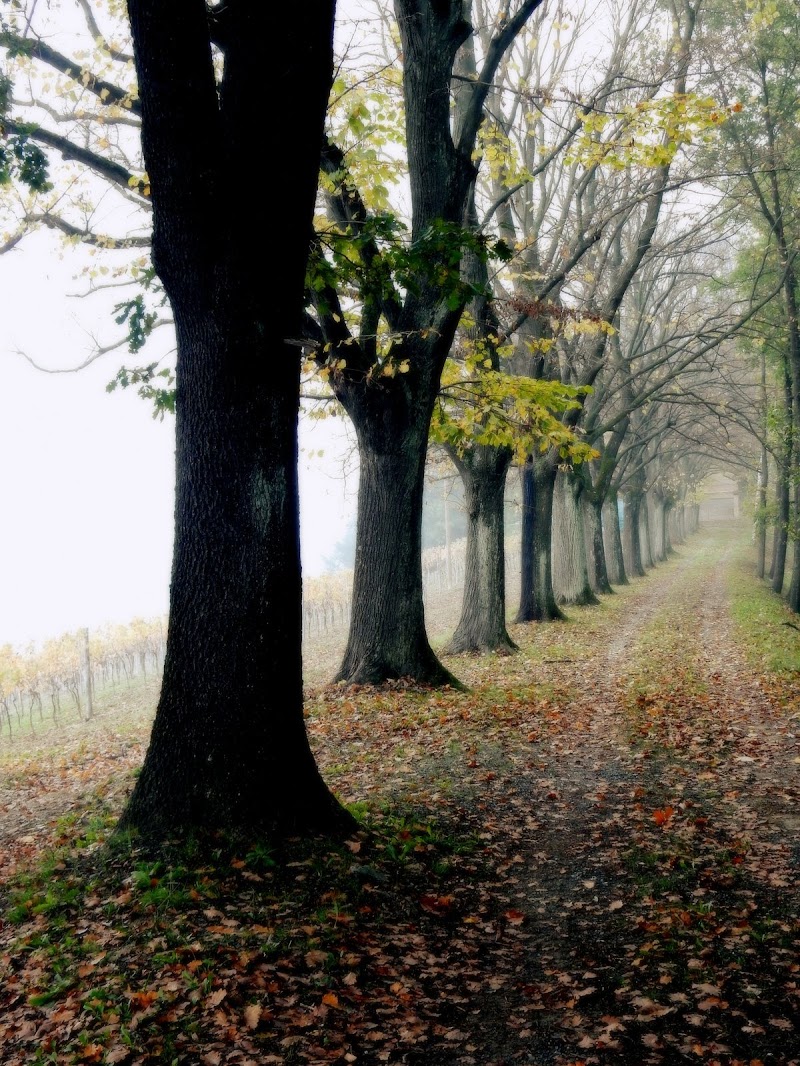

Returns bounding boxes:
[727,540,800,677]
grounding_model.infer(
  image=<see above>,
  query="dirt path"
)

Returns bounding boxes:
[458,527,800,1065]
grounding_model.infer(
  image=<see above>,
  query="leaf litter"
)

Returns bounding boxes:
[0,524,798,1065]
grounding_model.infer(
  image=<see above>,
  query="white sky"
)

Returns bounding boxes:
[0,232,357,650]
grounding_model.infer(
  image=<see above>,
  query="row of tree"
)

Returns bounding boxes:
[0,0,792,838]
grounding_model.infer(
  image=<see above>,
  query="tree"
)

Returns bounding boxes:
[700,0,800,609]
[114,0,350,838]
[310,0,544,684]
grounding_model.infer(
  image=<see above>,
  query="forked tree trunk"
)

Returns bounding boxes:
[119,0,349,838]
[445,444,516,655]
[319,0,543,683]
[516,458,563,621]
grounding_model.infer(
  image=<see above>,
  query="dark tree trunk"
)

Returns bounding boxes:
[756,353,769,579]
[771,465,790,593]
[120,0,349,838]
[335,387,457,685]
[586,494,613,595]
[552,472,599,606]
[640,496,654,568]
[788,496,800,611]
[623,492,646,578]
[444,444,516,655]
[603,493,628,585]
[663,504,674,556]
[516,458,563,622]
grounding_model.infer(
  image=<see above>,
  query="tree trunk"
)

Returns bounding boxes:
[651,495,668,562]
[640,496,654,569]
[516,458,563,621]
[585,494,614,595]
[553,471,599,606]
[623,492,646,578]
[336,390,457,685]
[444,444,516,655]
[663,504,674,556]
[603,494,628,585]
[124,322,347,834]
[119,0,350,839]
[771,466,790,593]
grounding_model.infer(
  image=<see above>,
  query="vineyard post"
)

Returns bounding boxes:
[80,628,93,720]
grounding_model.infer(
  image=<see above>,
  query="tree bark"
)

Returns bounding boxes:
[444,444,516,655]
[771,463,790,593]
[623,491,646,578]
[640,495,654,569]
[584,494,613,594]
[603,494,628,585]
[120,0,350,838]
[553,471,599,606]
[516,458,563,621]
[335,388,458,685]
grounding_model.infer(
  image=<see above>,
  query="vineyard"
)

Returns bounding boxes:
[0,492,701,743]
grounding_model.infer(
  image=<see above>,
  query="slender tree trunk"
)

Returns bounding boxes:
[80,627,93,721]
[640,496,654,569]
[516,458,563,621]
[756,352,769,579]
[771,465,790,593]
[788,494,800,611]
[444,445,516,655]
[756,464,768,580]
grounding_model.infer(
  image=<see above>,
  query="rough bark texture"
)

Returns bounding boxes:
[640,496,654,569]
[623,492,646,579]
[444,446,516,655]
[585,494,614,595]
[120,0,349,839]
[444,157,516,657]
[335,393,457,685]
[553,472,599,606]
[603,495,628,585]
[516,459,563,622]
[771,465,790,593]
